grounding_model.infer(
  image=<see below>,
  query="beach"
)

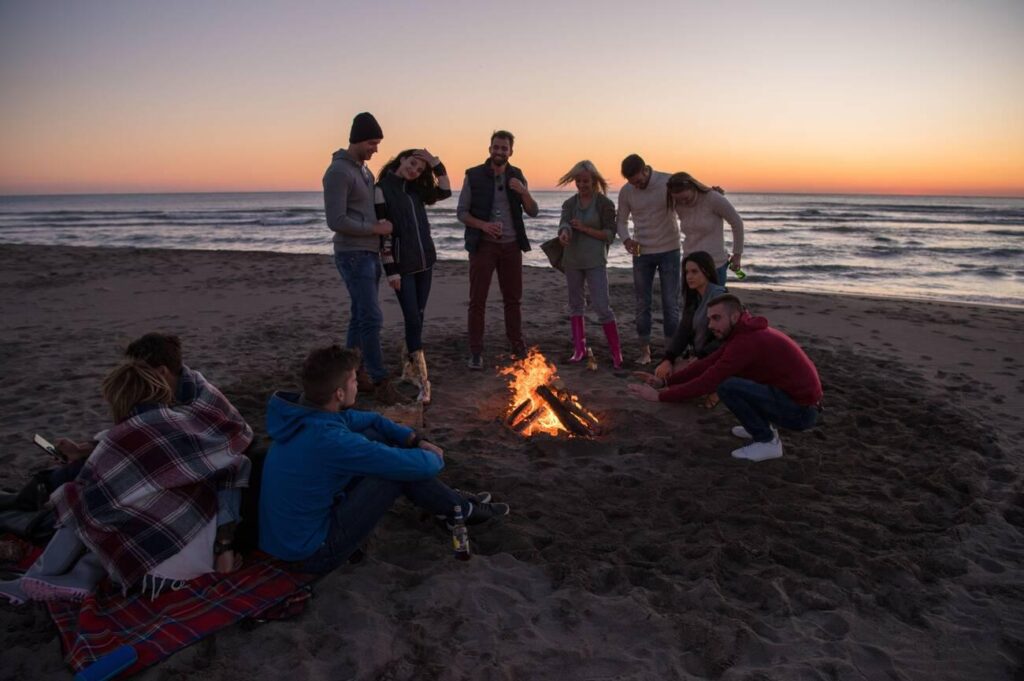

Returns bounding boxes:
[1,243,1022,680]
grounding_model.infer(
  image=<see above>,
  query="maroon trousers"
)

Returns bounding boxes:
[468,240,524,354]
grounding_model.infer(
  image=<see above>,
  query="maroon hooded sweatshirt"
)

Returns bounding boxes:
[659,312,823,405]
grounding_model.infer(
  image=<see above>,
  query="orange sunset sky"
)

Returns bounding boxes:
[1,1,1022,196]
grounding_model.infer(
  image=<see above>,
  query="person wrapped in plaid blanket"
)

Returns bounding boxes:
[1,356,252,604]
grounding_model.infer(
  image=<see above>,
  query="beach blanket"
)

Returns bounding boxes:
[46,553,315,677]
[50,367,253,588]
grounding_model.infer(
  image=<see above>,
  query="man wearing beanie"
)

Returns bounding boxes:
[322,112,402,405]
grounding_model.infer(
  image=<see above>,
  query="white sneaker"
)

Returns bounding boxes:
[731,434,784,462]
[731,425,778,440]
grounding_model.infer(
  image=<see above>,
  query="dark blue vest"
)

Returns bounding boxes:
[463,161,531,253]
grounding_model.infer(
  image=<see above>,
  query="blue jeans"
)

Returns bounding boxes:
[632,249,680,343]
[716,262,729,287]
[394,269,433,353]
[298,476,467,574]
[334,250,386,382]
[297,427,467,574]
[716,377,819,442]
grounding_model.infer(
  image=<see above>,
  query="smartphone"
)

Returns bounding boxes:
[34,434,68,463]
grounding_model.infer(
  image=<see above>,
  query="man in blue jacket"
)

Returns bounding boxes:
[259,345,509,573]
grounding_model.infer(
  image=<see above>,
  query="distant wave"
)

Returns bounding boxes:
[1,191,1021,307]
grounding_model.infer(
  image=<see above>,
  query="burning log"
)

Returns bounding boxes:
[506,398,532,425]
[536,385,592,437]
[554,387,601,432]
[511,407,544,433]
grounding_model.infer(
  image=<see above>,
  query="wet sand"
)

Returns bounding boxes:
[0,243,1022,680]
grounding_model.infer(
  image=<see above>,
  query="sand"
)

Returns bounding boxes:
[0,243,1022,680]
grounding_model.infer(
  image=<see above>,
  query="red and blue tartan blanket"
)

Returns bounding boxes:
[46,553,316,677]
[50,367,253,589]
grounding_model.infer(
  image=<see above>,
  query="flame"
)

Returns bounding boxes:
[500,348,599,437]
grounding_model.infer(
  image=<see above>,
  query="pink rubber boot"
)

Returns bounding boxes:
[602,320,623,369]
[569,315,586,362]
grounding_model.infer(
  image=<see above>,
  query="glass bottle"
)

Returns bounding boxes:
[451,504,471,561]
[728,255,747,280]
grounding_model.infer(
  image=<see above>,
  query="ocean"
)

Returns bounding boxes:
[0,191,1021,308]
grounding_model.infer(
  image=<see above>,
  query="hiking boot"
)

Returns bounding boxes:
[731,434,784,462]
[467,353,483,370]
[373,378,404,406]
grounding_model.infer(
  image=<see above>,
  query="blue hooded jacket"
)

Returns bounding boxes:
[258,391,444,561]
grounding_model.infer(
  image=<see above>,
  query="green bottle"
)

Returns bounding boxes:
[728,256,746,281]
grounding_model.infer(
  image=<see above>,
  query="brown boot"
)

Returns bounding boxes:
[411,350,431,405]
[400,352,418,386]
[373,378,404,406]
[357,368,375,394]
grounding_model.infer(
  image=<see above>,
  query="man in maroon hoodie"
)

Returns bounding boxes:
[628,294,822,462]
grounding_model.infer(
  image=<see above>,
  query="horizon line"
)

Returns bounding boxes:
[2,188,1023,201]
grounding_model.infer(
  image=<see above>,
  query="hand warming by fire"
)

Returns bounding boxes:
[501,348,600,437]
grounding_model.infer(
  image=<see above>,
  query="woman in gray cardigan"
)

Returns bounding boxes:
[556,161,622,369]
[653,250,727,383]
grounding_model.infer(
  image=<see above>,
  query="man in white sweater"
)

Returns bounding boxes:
[616,154,681,365]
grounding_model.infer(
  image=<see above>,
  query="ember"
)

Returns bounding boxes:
[500,348,600,437]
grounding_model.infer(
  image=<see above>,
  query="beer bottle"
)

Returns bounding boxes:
[727,255,747,281]
[451,504,471,561]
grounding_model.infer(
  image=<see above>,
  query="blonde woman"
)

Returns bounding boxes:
[556,161,622,368]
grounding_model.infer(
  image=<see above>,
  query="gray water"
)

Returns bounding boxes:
[1,191,1021,307]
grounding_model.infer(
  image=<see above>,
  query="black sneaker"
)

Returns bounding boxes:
[453,489,492,504]
[434,491,492,522]
[467,354,483,370]
[466,501,510,526]
[443,502,510,531]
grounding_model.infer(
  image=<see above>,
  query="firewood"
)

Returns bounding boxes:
[512,407,543,432]
[536,384,591,436]
[507,398,532,425]
[554,387,600,430]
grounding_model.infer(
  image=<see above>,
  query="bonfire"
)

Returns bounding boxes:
[500,348,600,437]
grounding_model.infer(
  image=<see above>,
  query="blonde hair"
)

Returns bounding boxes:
[556,160,608,195]
[101,360,173,423]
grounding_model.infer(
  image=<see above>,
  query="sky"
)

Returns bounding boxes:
[1,0,1022,196]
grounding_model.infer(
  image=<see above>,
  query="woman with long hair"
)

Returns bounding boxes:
[654,250,727,382]
[374,148,452,404]
[555,160,622,368]
[666,172,744,285]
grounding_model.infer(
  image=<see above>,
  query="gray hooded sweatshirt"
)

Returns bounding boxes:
[323,148,379,252]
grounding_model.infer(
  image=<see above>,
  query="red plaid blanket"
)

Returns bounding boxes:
[51,367,253,588]
[46,553,316,677]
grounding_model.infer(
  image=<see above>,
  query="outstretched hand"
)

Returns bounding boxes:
[627,382,660,402]
[630,371,664,388]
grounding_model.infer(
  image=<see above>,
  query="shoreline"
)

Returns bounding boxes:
[1,242,1022,680]
[2,241,1020,311]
